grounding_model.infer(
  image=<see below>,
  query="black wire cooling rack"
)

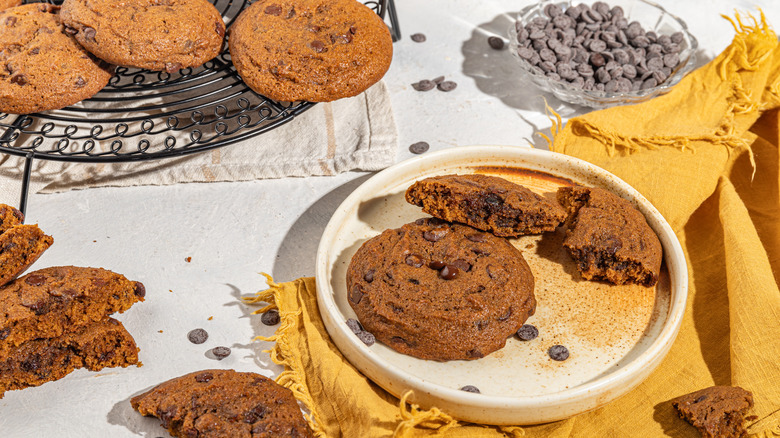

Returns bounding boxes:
[0,0,401,215]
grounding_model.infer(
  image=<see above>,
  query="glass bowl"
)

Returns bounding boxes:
[508,0,698,109]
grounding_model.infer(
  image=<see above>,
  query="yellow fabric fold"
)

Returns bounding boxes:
[245,10,780,438]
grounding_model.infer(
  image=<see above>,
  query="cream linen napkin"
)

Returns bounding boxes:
[0,81,397,205]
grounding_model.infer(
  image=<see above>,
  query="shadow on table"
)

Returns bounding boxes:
[272,173,373,282]
[106,386,166,437]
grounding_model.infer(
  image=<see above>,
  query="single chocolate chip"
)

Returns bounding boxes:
[460,385,481,393]
[428,260,446,270]
[466,233,486,243]
[431,76,445,84]
[211,346,231,360]
[243,404,268,423]
[423,229,447,242]
[194,372,213,383]
[409,141,430,154]
[187,328,209,344]
[10,74,26,86]
[498,307,513,321]
[516,324,538,341]
[346,318,363,334]
[437,81,457,92]
[451,259,472,272]
[405,254,424,268]
[488,36,504,50]
[75,76,86,87]
[413,79,435,91]
[5,16,17,26]
[133,282,146,298]
[693,395,708,403]
[24,274,46,286]
[548,344,570,361]
[264,4,282,15]
[439,265,459,280]
[410,33,426,42]
[215,21,225,38]
[0,328,9,341]
[356,330,375,346]
[363,269,375,283]
[349,25,357,34]
[165,62,182,73]
[82,26,96,42]
[349,284,364,304]
[466,349,483,358]
[310,40,327,53]
[260,309,280,326]
[285,6,296,18]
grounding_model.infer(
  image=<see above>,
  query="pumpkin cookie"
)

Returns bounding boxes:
[346,218,536,361]
[557,186,662,286]
[0,0,21,12]
[229,0,393,102]
[0,3,114,114]
[0,224,53,287]
[131,369,312,438]
[60,0,225,72]
[671,386,754,438]
[406,174,567,237]
[0,204,24,235]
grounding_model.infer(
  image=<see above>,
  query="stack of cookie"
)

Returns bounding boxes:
[346,174,663,362]
[0,204,146,397]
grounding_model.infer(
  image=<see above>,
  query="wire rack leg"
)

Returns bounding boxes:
[386,0,402,41]
[19,152,33,218]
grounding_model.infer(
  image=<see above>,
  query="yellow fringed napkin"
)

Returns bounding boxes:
[245,11,780,438]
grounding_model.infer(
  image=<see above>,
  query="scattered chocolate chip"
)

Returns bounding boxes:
[211,346,231,360]
[410,33,426,42]
[431,76,445,84]
[439,265,459,280]
[349,25,357,34]
[264,4,282,15]
[194,372,213,383]
[423,229,447,242]
[243,404,268,423]
[488,36,505,50]
[285,6,296,18]
[428,260,446,270]
[548,344,569,361]
[63,25,77,35]
[349,284,364,304]
[346,318,363,334]
[260,309,280,326]
[437,81,457,92]
[82,26,96,42]
[460,385,481,393]
[694,395,708,403]
[498,307,513,321]
[451,259,472,272]
[187,328,208,344]
[466,233,486,243]
[356,330,375,346]
[10,74,26,86]
[516,324,538,341]
[466,349,483,358]
[409,141,430,154]
[413,79,435,91]
[5,16,17,26]
[363,269,375,283]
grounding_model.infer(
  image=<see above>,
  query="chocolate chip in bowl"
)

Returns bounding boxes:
[508,0,698,108]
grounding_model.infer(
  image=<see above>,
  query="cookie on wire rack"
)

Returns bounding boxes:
[229,0,393,102]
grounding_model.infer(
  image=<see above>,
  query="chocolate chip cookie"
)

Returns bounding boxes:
[671,386,754,438]
[557,186,662,286]
[0,204,24,235]
[0,3,114,114]
[229,0,393,102]
[346,218,536,361]
[0,266,145,357]
[406,174,567,237]
[0,224,53,287]
[60,0,225,73]
[131,369,312,438]
[0,317,139,398]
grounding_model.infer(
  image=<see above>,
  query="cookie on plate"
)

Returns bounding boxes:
[346,218,536,361]
[229,0,393,102]
[557,186,662,286]
[0,317,139,398]
[0,224,53,287]
[406,174,567,237]
[0,266,145,357]
[131,369,312,438]
[0,3,114,114]
[60,0,225,72]
[671,386,754,438]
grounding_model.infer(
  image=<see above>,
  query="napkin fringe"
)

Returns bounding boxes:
[751,424,780,437]
[243,274,328,438]
[394,391,460,436]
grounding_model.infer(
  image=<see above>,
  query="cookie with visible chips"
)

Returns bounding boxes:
[346,218,536,361]
[0,3,114,114]
[131,369,312,438]
[60,0,225,73]
[0,0,21,12]
[229,0,393,102]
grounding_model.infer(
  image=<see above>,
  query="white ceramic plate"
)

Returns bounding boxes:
[315,145,687,425]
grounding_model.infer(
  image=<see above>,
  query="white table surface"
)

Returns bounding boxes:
[1,0,777,436]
